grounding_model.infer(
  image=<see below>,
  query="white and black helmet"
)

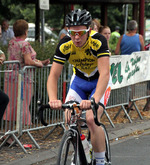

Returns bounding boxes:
[65,9,92,27]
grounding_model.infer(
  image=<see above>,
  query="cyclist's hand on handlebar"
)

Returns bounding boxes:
[49,100,62,109]
[80,100,91,110]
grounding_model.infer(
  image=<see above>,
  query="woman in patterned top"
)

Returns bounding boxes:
[3,20,50,142]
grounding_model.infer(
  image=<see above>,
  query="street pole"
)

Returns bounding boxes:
[39,0,49,46]
[124,4,128,34]
[41,10,45,46]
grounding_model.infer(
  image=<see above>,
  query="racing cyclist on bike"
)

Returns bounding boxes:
[47,9,112,165]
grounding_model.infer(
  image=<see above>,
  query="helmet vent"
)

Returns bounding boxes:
[65,9,92,27]
[73,14,78,22]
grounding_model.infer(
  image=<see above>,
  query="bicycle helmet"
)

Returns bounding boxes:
[65,9,92,27]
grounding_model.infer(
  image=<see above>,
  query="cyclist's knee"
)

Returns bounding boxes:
[86,113,94,126]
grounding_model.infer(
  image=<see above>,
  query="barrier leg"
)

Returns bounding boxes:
[103,109,115,128]
[27,131,40,149]
[143,98,150,111]
[127,101,143,120]
[133,102,143,120]
[114,105,132,123]
[0,133,27,154]
[43,123,65,140]
[113,107,122,120]
[122,105,132,123]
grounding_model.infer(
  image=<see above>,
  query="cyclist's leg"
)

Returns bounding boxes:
[86,77,112,165]
[86,107,105,165]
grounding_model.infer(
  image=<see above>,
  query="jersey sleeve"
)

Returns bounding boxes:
[53,36,71,65]
[92,33,110,58]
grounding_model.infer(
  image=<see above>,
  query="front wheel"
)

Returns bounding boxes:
[102,124,111,165]
[56,130,80,165]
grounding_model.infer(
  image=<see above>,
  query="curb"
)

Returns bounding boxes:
[5,148,58,165]
[108,120,150,141]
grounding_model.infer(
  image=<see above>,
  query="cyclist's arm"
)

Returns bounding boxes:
[93,56,110,104]
[47,62,63,108]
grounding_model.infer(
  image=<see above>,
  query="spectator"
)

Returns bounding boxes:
[0,50,9,121]
[58,26,68,40]
[3,19,50,130]
[0,19,14,46]
[90,18,101,33]
[0,50,10,144]
[115,20,145,55]
[111,26,120,38]
[99,26,111,51]
[115,20,145,110]
[109,26,120,54]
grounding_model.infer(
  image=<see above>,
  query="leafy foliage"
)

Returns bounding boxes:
[30,41,58,61]
[0,41,58,62]
[0,2,150,56]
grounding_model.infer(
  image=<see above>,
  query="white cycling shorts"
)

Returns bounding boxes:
[65,74,112,107]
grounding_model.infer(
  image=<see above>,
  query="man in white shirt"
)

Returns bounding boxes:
[0,19,14,45]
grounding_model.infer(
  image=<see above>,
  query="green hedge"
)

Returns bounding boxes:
[0,41,58,62]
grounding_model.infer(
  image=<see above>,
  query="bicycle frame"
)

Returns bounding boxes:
[38,97,111,165]
[68,126,88,165]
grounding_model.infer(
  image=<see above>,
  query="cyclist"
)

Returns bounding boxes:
[47,9,112,165]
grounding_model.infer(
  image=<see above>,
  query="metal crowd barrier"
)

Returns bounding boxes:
[0,61,24,151]
[0,63,65,153]
[128,82,149,119]
[0,61,148,153]
[105,86,132,127]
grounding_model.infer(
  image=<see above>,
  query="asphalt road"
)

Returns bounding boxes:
[111,130,150,165]
[5,120,150,165]
[33,130,150,165]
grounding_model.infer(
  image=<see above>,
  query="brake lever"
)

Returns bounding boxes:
[90,97,101,126]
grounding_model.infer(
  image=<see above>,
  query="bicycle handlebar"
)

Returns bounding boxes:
[38,97,102,126]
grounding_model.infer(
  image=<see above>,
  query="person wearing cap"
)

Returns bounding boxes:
[109,26,121,55]
[47,9,112,165]
[111,26,120,38]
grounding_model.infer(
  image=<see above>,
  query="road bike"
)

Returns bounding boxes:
[39,97,111,165]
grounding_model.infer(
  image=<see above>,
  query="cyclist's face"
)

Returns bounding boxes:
[68,26,90,47]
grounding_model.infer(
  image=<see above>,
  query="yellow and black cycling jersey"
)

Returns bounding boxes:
[53,30,110,81]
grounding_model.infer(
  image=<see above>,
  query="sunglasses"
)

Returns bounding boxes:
[68,27,90,37]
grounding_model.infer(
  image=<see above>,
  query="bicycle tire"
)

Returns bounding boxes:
[101,124,111,165]
[56,130,80,165]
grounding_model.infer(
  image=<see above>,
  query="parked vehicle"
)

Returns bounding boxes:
[10,23,58,44]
